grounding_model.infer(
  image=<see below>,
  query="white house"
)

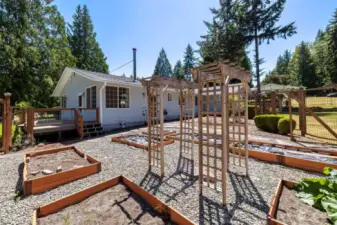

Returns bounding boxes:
[52,67,183,132]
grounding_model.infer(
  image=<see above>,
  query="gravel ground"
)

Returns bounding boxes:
[0,132,322,225]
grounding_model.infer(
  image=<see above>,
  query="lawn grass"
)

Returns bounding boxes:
[279,112,337,143]
[291,97,337,109]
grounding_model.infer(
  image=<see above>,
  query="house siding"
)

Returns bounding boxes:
[61,72,103,121]
[101,85,181,132]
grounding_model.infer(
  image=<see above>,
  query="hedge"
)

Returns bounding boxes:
[253,114,284,133]
[278,117,296,135]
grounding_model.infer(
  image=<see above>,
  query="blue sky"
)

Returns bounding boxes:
[55,0,337,83]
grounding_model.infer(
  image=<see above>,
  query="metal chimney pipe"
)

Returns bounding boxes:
[133,48,137,81]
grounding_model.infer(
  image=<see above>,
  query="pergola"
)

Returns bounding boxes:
[140,61,251,204]
[140,75,197,178]
[191,61,251,203]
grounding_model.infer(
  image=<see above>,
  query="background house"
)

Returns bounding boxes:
[52,68,182,132]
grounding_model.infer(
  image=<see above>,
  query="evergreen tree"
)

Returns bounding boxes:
[288,42,316,88]
[198,0,248,66]
[242,0,297,93]
[263,50,292,85]
[173,60,185,80]
[153,48,172,77]
[68,5,109,73]
[183,44,196,80]
[0,0,75,106]
[312,30,329,85]
[327,9,337,83]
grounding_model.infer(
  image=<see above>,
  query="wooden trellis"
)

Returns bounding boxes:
[180,89,195,159]
[191,62,251,204]
[141,76,197,177]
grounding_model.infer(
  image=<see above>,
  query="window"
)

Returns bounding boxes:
[106,86,130,108]
[91,86,96,108]
[78,95,82,107]
[86,86,97,108]
[168,93,172,102]
[61,96,67,108]
[119,87,130,108]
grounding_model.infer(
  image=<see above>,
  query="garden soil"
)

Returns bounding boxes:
[38,184,174,225]
[276,187,330,225]
[27,149,90,180]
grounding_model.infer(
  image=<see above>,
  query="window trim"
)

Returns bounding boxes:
[105,85,131,109]
[168,93,172,102]
[85,85,97,108]
[61,96,67,108]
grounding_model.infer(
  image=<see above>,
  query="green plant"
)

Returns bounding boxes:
[253,114,284,133]
[294,167,337,224]
[0,124,22,147]
[278,117,297,135]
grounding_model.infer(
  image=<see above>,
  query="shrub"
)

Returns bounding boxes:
[278,117,296,135]
[253,114,284,133]
[0,124,22,147]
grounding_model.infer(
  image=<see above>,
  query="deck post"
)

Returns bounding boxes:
[96,108,100,123]
[27,107,35,144]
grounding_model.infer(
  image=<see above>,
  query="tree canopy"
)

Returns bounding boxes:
[0,0,75,106]
[68,5,109,73]
[153,48,172,77]
[173,60,185,80]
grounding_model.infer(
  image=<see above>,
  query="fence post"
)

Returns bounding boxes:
[271,92,276,114]
[299,88,307,136]
[4,93,12,148]
[288,92,294,141]
[262,96,265,114]
[254,95,258,116]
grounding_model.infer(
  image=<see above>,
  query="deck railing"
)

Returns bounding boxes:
[21,107,100,142]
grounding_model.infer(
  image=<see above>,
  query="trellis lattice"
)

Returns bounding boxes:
[192,61,251,204]
[179,88,195,159]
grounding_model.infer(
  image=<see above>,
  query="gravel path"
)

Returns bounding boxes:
[0,132,322,225]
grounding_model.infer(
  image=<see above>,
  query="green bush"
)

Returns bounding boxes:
[253,114,284,133]
[278,117,296,135]
[0,123,22,146]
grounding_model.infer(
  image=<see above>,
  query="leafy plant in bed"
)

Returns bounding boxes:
[294,167,337,224]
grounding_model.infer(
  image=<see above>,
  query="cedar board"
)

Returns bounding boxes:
[23,146,101,196]
[230,147,337,173]
[32,175,195,225]
[111,134,174,150]
[267,180,296,225]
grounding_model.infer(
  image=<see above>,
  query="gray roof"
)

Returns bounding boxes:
[69,68,141,84]
[52,67,141,96]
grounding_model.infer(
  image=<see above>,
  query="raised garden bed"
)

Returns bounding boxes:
[32,176,194,225]
[111,134,174,150]
[168,133,337,173]
[268,180,329,225]
[142,129,176,136]
[23,146,101,196]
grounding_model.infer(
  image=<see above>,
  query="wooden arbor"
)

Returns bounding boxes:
[140,75,197,177]
[191,62,251,204]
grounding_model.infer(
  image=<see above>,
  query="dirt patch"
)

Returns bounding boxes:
[38,184,174,225]
[27,150,90,180]
[276,187,329,225]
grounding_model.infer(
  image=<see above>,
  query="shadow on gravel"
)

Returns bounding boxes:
[199,172,268,224]
[139,154,198,204]
[14,162,24,201]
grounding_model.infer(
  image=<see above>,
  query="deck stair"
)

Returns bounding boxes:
[83,123,104,138]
